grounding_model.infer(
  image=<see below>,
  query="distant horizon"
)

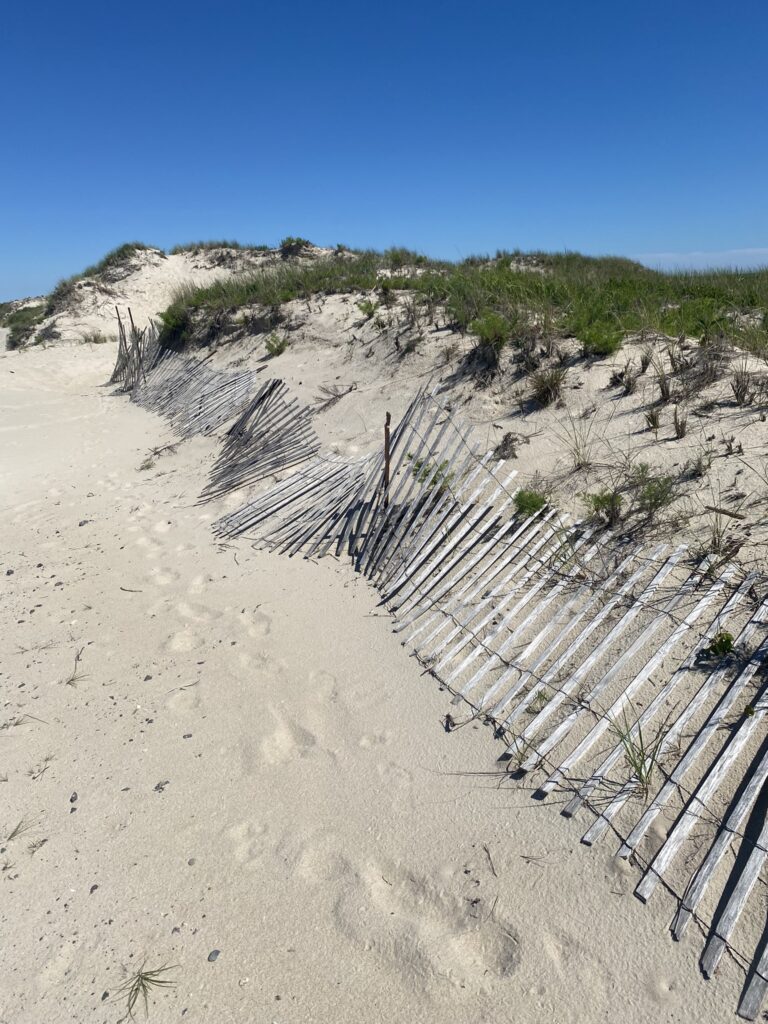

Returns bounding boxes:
[3,240,768,304]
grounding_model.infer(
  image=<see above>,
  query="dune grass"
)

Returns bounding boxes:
[5,305,48,349]
[17,236,768,360]
[46,243,154,315]
[153,246,768,358]
[168,240,271,254]
[114,962,178,1020]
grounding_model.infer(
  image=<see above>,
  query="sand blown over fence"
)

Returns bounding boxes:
[112,321,768,1020]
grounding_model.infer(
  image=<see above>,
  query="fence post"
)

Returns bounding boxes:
[383,411,391,507]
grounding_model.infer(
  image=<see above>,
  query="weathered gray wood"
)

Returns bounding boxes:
[539,561,726,799]
[635,636,768,901]
[618,601,768,861]
[672,742,768,944]
[580,575,757,844]
[502,545,669,751]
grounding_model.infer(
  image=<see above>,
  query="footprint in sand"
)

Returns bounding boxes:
[177,600,222,624]
[260,711,320,765]
[36,942,77,991]
[358,731,392,749]
[134,535,164,560]
[148,565,181,587]
[308,669,339,701]
[187,574,206,595]
[165,629,204,653]
[332,860,519,993]
[235,606,271,639]
[226,820,269,869]
[165,685,201,712]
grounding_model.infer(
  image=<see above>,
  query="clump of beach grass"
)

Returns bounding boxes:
[114,962,178,1021]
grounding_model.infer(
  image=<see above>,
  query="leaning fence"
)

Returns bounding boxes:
[111,315,768,1021]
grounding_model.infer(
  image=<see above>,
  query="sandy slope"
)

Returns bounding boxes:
[20,245,338,347]
[0,348,750,1019]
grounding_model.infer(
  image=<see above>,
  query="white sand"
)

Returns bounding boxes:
[0,346,748,1019]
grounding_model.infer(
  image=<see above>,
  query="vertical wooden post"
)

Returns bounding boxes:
[383,411,391,507]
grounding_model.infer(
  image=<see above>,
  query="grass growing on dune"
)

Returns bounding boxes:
[5,304,48,349]
[46,243,154,315]
[168,240,271,254]
[154,245,768,359]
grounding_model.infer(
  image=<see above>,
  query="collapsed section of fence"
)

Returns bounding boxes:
[201,379,320,501]
[109,309,266,439]
[213,385,768,1021]
[112,331,768,1020]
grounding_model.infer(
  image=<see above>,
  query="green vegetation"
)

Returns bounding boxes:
[265,332,288,357]
[514,489,548,517]
[408,455,454,495]
[9,238,768,361]
[529,366,568,406]
[279,236,313,256]
[6,305,47,349]
[114,962,178,1021]
[611,711,669,798]
[169,240,270,254]
[81,329,109,345]
[584,488,623,527]
[150,246,768,361]
[47,242,152,315]
[469,311,511,366]
[706,630,735,657]
[356,298,379,320]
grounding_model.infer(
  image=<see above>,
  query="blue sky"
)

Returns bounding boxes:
[2,1,767,299]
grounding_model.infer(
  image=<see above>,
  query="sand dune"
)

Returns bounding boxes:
[0,336,749,1020]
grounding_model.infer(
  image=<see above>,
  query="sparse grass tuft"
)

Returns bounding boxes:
[644,408,661,435]
[168,240,269,254]
[81,329,109,345]
[673,405,688,438]
[529,367,567,407]
[47,243,152,315]
[265,332,288,357]
[731,359,754,406]
[611,711,668,798]
[114,962,178,1021]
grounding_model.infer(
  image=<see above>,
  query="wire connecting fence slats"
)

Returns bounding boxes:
[113,348,768,1021]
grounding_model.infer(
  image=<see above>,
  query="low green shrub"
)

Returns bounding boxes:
[279,236,312,256]
[706,630,735,657]
[265,332,288,357]
[584,489,622,527]
[514,489,548,517]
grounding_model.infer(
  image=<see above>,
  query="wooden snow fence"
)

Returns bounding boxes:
[109,308,161,392]
[108,310,265,438]
[200,379,320,501]
[111,346,768,1020]
[214,385,768,1020]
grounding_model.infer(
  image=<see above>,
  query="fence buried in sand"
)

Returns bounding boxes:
[111,314,768,1021]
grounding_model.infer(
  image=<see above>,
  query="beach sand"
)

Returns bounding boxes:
[0,341,746,1023]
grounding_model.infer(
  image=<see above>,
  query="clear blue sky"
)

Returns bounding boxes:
[2,0,767,300]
